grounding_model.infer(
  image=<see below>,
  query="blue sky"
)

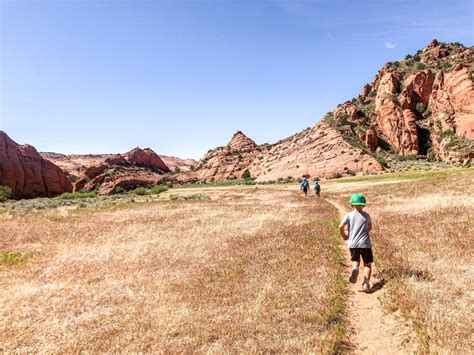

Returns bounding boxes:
[1,0,472,159]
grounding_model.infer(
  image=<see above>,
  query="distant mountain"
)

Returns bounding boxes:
[41,152,197,178]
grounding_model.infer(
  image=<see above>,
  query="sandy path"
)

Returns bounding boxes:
[328,199,416,354]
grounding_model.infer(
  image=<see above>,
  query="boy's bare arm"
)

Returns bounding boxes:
[339,225,348,240]
[368,222,373,232]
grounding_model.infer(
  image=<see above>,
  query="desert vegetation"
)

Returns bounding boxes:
[1,186,347,352]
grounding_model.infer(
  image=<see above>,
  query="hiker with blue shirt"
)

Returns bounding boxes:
[314,181,321,197]
[300,177,310,197]
[339,193,373,293]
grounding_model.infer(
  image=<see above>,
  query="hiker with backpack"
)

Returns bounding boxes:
[339,193,373,293]
[314,181,321,197]
[300,177,310,197]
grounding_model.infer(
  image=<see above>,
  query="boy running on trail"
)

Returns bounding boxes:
[300,177,310,197]
[339,193,373,293]
[314,181,321,197]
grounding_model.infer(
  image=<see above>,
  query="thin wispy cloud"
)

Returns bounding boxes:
[385,41,397,49]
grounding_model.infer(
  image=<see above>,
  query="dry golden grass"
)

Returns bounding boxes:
[1,186,346,352]
[325,168,474,352]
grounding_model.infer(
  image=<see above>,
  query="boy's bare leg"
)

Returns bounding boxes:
[363,263,372,283]
[352,261,360,270]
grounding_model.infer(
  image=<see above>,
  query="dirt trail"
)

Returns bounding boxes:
[328,199,416,354]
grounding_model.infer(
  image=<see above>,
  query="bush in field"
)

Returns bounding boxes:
[242,169,251,179]
[0,185,12,202]
[132,187,148,195]
[56,191,97,200]
[346,169,356,176]
[148,184,169,194]
[0,251,26,264]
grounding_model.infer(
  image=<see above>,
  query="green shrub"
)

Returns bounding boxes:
[56,191,97,200]
[415,102,426,114]
[114,186,124,194]
[148,184,169,195]
[427,147,436,162]
[396,155,418,161]
[416,63,427,70]
[440,130,455,139]
[242,169,251,179]
[0,251,26,264]
[373,154,388,167]
[132,186,148,195]
[0,185,12,202]
[346,169,356,176]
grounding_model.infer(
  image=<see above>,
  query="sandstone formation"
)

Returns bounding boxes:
[192,40,473,181]
[42,152,195,178]
[192,124,383,182]
[71,147,171,194]
[329,40,473,164]
[159,155,198,172]
[0,131,72,198]
[125,148,170,172]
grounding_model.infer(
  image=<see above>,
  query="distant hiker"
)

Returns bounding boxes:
[300,177,310,197]
[314,181,321,197]
[339,193,373,293]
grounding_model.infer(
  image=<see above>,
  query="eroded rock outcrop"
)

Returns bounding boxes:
[0,131,72,198]
[72,147,171,194]
[329,40,473,163]
[125,148,170,172]
[192,123,383,182]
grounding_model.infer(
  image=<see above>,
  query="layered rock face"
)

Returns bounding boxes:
[329,40,473,164]
[193,40,473,182]
[72,147,171,195]
[193,124,383,182]
[159,155,198,172]
[42,152,195,178]
[194,131,262,181]
[125,148,170,172]
[0,131,72,198]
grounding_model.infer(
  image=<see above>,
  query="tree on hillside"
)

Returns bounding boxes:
[242,169,251,179]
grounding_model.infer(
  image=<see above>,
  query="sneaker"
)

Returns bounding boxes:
[349,268,359,284]
[362,282,371,293]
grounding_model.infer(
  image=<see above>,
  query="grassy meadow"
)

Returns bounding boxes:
[1,167,473,352]
[1,186,346,352]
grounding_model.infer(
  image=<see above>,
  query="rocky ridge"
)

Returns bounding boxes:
[190,40,473,182]
[72,147,171,195]
[0,131,72,198]
[327,39,473,165]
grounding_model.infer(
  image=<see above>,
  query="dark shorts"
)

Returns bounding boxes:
[303,187,308,194]
[350,248,373,264]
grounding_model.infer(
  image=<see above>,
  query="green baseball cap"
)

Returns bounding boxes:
[350,193,366,205]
